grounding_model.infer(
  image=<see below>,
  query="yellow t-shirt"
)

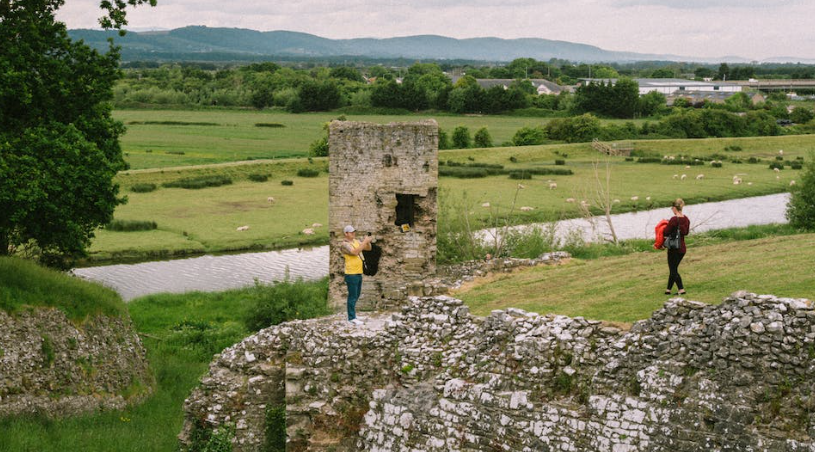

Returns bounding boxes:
[342,239,364,275]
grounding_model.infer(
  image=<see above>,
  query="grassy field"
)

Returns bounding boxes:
[88,132,810,263]
[115,109,577,169]
[455,232,815,327]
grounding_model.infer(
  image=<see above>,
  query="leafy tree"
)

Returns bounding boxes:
[650,68,675,78]
[639,91,666,117]
[0,0,154,267]
[791,107,815,124]
[297,79,341,111]
[473,127,493,148]
[451,126,472,149]
[545,114,601,143]
[370,79,403,108]
[786,154,815,230]
[511,126,547,146]
[329,66,363,82]
[716,63,731,81]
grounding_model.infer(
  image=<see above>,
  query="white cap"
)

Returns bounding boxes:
[343,225,356,233]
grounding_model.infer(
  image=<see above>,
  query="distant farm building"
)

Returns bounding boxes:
[449,76,566,95]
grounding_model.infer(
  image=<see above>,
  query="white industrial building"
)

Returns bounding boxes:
[580,78,743,96]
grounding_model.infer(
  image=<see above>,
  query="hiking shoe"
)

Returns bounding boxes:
[351,318,364,326]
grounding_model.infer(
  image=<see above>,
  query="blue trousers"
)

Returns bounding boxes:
[344,274,362,320]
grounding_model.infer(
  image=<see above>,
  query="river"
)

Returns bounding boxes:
[73,193,791,301]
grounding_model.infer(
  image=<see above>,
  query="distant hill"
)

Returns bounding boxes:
[69,26,695,63]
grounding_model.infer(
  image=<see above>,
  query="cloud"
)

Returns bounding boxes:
[611,0,800,9]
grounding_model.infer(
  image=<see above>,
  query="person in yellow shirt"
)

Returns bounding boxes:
[341,225,371,325]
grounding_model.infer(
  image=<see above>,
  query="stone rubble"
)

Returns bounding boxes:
[180,289,815,451]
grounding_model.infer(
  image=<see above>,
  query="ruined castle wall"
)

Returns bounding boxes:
[181,288,815,451]
[0,308,153,418]
[328,121,438,312]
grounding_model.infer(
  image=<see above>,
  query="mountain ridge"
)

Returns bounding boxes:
[67,26,815,64]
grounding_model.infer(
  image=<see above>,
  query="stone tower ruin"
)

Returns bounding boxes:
[328,120,438,311]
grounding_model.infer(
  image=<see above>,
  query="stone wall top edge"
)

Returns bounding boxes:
[328,119,439,130]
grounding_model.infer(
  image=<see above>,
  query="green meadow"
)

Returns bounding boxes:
[89,115,812,263]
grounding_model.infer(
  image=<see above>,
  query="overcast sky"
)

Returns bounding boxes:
[57,0,815,61]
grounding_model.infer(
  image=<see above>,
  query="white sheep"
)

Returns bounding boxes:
[685,165,691,169]
[565,198,576,203]
[311,223,323,228]
[696,174,704,180]
[747,182,753,186]
[790,180,796,186]
[520,206,534,211]
[646,196,652,201]
[733,177,742,185]
[673,174,679,179]
[549,182,558,190]
[302,228,315,235]
[779,149,784,156]
[630,196,639,202]
[236,225,250,231]
[267,196,275,203]
[580,200,590,208]
[774,167,780,173]
[517,184,526,189]
[613,199,621,204]
[481,202,491,208]
[680,174,687,180]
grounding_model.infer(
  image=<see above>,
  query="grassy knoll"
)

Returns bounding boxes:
[85,134,810,263]
[115,109,646,170]
[455,231,815,326]
[0,277,328,452]
[0,257,126,320]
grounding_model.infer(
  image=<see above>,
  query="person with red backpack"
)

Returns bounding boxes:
[663,199,690,295]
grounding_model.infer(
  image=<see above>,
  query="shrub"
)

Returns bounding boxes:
[473,127,493,148]
[309,136,329,157]
[515,167,573,176]
[637,157,662,163]
[439,167,489,178]
[254,123,285,128]
[438,128,451,150]
[776,156,784,161]
[451,126,472,149]
[625,157,634,162]
[790,161,803,170]
[248,173,269,182]
[786,154,815,230]
[711,161,723,168]
[555,159,566,166]
[769,162,784,170]
[509,156,518,163]
[163,175,232,190]
[724,145,743,152]
[106,219,157,232]
[281,180,294,186]
[296,168,320,178]
[748,157,760,164]
[508,171,532,180]
[130,183,157,193]
[166,151,185,155]
[511,126,546,146]
[244,278,330,331]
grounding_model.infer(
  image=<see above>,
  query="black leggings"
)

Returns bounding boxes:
[667,251,685,291]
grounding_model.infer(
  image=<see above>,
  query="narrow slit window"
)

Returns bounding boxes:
[395,194,416,228]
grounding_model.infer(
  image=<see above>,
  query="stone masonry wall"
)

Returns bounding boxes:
[328,120,438,312]
[0,308,153,417]
[181,289,815,451]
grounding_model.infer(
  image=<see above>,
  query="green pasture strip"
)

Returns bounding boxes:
[457,232,815,326]
[114,109,650,170]
[0,280,328,452]
[0,257,126,321]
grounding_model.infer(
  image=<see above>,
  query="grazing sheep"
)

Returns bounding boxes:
[267,196,275,203]
[747,182,753,186]
[680,174,687,180]
[779,149,784,156]
[613,199,621,204]
[311,223,322,228]
[481,202,491,208]
[580,200,590,208]
[696,174,704,180]
[646,196,652,201]
[790,180,796,186]
[774,167,780,173]
[565,198,576,203]
[630,196,639,202]
[685,165,691,169]
[549,182,558,190]
[673,174,679,179]
[733,177,742,185]
[302,228,315,235]
[517,184,526,189]
[236,225,250,231]
[520,206,534,211]
[776,175,780,180]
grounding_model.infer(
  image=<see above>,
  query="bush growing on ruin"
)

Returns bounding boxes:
[786,154,815,231]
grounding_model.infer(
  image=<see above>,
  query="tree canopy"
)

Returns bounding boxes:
[0,0,154,267]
